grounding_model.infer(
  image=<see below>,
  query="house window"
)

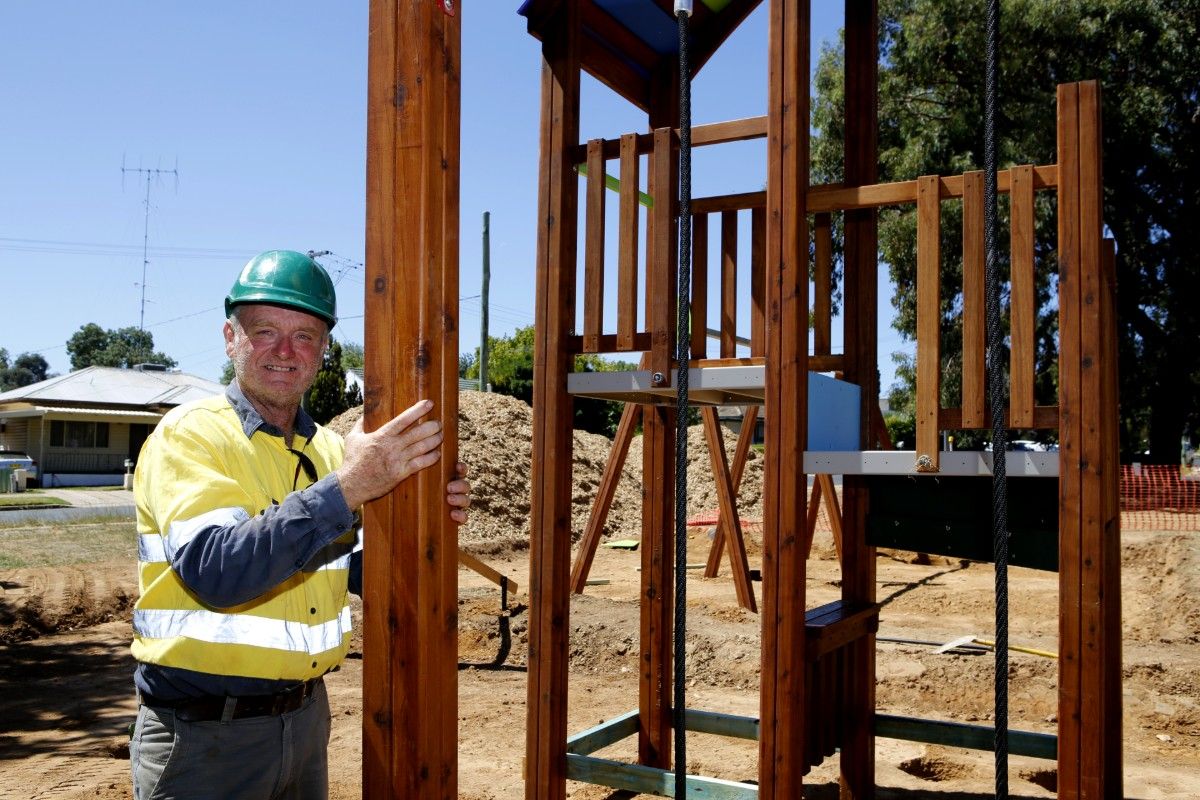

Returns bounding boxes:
[49,420,110,449]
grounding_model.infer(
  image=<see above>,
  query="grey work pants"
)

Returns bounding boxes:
[130,680,331,800]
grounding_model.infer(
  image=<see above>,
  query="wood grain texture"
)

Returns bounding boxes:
[583,139,606,353]
[704,405,760,576]
[960,170,985,428]
[1009,165,1036,428]
[915,175,942,471]
[721,210,738,357]
[701,407,757,611]
[692,213,709,358]
[618,133,641,351]
[813,212,832,357]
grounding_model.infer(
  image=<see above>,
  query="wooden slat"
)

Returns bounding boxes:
[805,165,1059,214]
[721,210,738,357]
[691,213,709,358]
[364,3,460,797]
[813,212,832,357]
[1009,164,1036,428]
[583,139,606,353]
[617,133,641,352]
[704,405,759,576]
[701,407,757,611]
[751,207,766,356]
[566,331,651,355]
[938,405,1059,431]
[569,399,639,593]
[961,170,985,427]
[458,549,518,595]
[648,126,678,381]
[915,175,942,470]
[690,114,768,146]
[1055,81,1083,800]
[525,6,581,797]
[692,190,766,215]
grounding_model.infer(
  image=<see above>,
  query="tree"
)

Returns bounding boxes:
[0,349,50,391]
[341,342,364,372]
[220,360,236,385]
[811,0,1200,461]
[66,323,177,370]
[303,340,357,425]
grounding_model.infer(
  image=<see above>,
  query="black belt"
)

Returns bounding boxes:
[141,678,322,722]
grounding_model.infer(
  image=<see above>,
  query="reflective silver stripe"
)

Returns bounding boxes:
[133,606,352,654]
[352,527,364,554]
[139,534,168,564]
[314,554,352,572]
[165,507,250,560]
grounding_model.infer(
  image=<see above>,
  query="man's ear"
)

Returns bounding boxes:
[223,319,237,357]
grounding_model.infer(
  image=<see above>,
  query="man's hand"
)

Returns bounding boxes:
[446,461,471,524]
[335,399,444,510]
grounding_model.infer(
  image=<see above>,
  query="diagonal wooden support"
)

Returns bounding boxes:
[700,407,757,611]
[704,405,759,577]
[362,2,459,797]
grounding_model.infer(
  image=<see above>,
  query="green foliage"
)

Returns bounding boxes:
[812,0,1200,462]
[65,323,177,370]
[0,349,50,391]
[303,340,354,425]
[463,326,640,437]
[219,360,236,385]
[341,341,364,371]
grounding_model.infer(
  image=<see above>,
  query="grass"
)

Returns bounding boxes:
[0,518,136,569]
[0,494,69,509]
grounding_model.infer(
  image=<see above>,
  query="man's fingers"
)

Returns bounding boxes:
[454,461,469,479]
[374,399,435,437]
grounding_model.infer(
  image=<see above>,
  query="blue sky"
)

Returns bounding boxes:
[1,3,906,391]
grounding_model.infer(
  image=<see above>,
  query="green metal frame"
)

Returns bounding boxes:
[564,707,1055,798]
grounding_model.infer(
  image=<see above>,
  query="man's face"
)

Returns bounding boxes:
[224,304,328,411]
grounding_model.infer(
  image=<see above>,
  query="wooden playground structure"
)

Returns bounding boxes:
[361,1,1121,798]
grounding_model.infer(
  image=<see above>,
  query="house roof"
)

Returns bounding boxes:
[0,366,224,410]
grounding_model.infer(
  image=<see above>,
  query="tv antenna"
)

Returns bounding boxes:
[122,156,179,330]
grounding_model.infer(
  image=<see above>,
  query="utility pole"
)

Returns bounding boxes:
[122,158,179,331]
[480,211,490,392]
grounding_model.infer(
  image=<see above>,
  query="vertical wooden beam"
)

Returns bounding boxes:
[583,138,606,353]
[813,212,833,357]
[1100,237,1123,798]
[1009,164,1036,428]
[761,0,810,796]
[525,6,580,798]
[692,213,710,358]
[915,175,942,470]
[640,74,679,770]
[701,406,757,611]
[363,2,459,797]
[961,170,985,428]
[640,404,675,768]
[1056,81,1083,800]
[1074,80,1122,800]
[721,210,739,357]
[618,133,641,352]
[840,2,879,796]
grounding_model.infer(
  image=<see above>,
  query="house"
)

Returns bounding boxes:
[0,364,224,487]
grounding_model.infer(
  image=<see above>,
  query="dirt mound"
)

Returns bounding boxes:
[0,564,135,645]
[328,394,772,555]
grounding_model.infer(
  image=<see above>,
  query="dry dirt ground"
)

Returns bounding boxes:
[1,393,1197,798]
[2,527,1197,799]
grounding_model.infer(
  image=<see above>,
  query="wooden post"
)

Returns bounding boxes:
[701,406,757,611]
[1056,80,1122,800]
[840,2,879,797]
[761,0,810,796]
[362,2,460,797]
[525,5,580,798]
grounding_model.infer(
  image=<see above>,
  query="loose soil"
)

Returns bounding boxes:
[1,392,1196,799]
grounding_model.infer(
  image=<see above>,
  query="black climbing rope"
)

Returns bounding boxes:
[982,0,1010,796]
[674,2,694,797]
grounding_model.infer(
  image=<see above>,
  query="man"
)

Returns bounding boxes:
[129,250,469,799]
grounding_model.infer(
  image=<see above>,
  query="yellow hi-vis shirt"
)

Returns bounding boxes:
[132,391,357,685]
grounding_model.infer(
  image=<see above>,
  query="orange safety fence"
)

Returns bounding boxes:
[1120,464,1200,532]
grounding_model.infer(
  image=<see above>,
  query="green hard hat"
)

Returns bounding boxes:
[225,250,337,328]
